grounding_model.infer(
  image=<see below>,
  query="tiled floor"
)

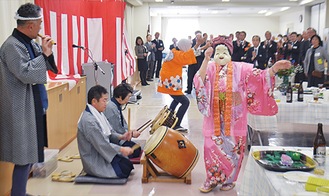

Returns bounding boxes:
[26,68,318,196]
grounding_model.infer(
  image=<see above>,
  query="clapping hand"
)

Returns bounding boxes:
[204,47,213,60]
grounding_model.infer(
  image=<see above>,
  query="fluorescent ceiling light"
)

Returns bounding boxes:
[258,10,267,14]
[155,0,163,2]
[222,0,230,2]
[265,11,273,16]
[289,0,298,1]
[280,7,290,11]
[300,0,314,5]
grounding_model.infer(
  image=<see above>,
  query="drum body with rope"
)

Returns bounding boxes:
[150,106,178,134]
[144,126,199,178]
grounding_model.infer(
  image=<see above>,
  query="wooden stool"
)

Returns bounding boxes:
[140,152,191,184]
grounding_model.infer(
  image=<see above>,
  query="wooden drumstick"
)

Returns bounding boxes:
[136,119,152,133]
[128,107,131,140]
[131,144,141,151]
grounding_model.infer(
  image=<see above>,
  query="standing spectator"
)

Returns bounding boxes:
[299,30,310,65]
[135,36,149,86]
[152,32,165,78]
[232,31,250,62]
[307,27,317,46]
[304,35,329,87]
[0,3,57,196]
[185,31,211,94]
[285,32,301,82]
[260,31,277,65]
[169,37,178,50]
[145,34,156,82]
[246,35,267,69]
[298,30,310,82]
[276,34,285,61]
[286,32,300,64]
[234,31,240,41]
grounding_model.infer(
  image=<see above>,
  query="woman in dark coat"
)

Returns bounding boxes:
[134,36,149,86]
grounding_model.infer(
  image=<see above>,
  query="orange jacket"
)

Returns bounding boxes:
[157,48,196,95]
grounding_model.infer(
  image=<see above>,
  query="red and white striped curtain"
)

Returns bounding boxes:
[35,0,135,86]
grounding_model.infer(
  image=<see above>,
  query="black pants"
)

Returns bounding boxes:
[155,58,162,78]
[140,70,147,85]
[186,56,203,93]
[169,94,190,127]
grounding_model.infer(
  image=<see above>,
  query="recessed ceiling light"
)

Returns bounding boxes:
[289,0,298,1]
[155,0,163,2]
[300,0,314,5]
[265,11,273,16]
[280,7,290,11]
[222,0,230,2]
[258,10,267,14]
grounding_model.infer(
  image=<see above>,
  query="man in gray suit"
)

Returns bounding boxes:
[145,34,156,81]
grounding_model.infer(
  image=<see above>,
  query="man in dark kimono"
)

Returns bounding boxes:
[0,3,57,196]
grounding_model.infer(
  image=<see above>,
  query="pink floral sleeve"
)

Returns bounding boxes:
[193,63,216,117]
[244,67,278,115]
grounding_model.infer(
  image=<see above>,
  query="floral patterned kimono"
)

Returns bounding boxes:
[194,60,278,187]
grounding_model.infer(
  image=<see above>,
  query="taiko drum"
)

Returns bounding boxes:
[144,126,199,178]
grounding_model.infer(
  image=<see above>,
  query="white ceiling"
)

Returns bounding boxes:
[134,0,325,17]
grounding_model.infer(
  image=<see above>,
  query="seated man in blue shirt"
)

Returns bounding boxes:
[104,83,142,158]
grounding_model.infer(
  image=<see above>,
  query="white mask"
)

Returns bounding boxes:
[214,45,231,66]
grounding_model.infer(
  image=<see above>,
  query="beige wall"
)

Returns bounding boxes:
[0,0,33,45]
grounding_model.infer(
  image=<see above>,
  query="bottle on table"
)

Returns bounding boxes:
[313,123,326,165]
[286,82,293,103]
[297,80,303,102]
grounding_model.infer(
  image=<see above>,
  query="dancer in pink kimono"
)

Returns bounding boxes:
[194,35,291,192]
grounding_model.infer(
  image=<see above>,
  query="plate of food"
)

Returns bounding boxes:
[252,150,316,172]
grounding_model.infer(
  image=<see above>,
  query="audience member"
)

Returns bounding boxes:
[145,34,156,82]
[152,32,165,78]
[135,36,149,86]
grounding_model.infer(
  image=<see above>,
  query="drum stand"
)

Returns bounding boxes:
[140,152,192,184]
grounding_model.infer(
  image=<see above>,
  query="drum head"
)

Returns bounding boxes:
[144,126,167,154]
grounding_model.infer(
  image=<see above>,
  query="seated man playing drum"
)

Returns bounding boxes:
[77,85,134,178]
[104,83,142,158]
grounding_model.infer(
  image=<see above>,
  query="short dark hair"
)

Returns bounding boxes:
[252,35,261,42]
[195,30,202,35]
[311,34,323,46]
[240,31,246,36]
[87,85,108,104]
[135,36,144,45]
[16,3,41,26]
[113,83,133,100]
[290,32,298,36]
